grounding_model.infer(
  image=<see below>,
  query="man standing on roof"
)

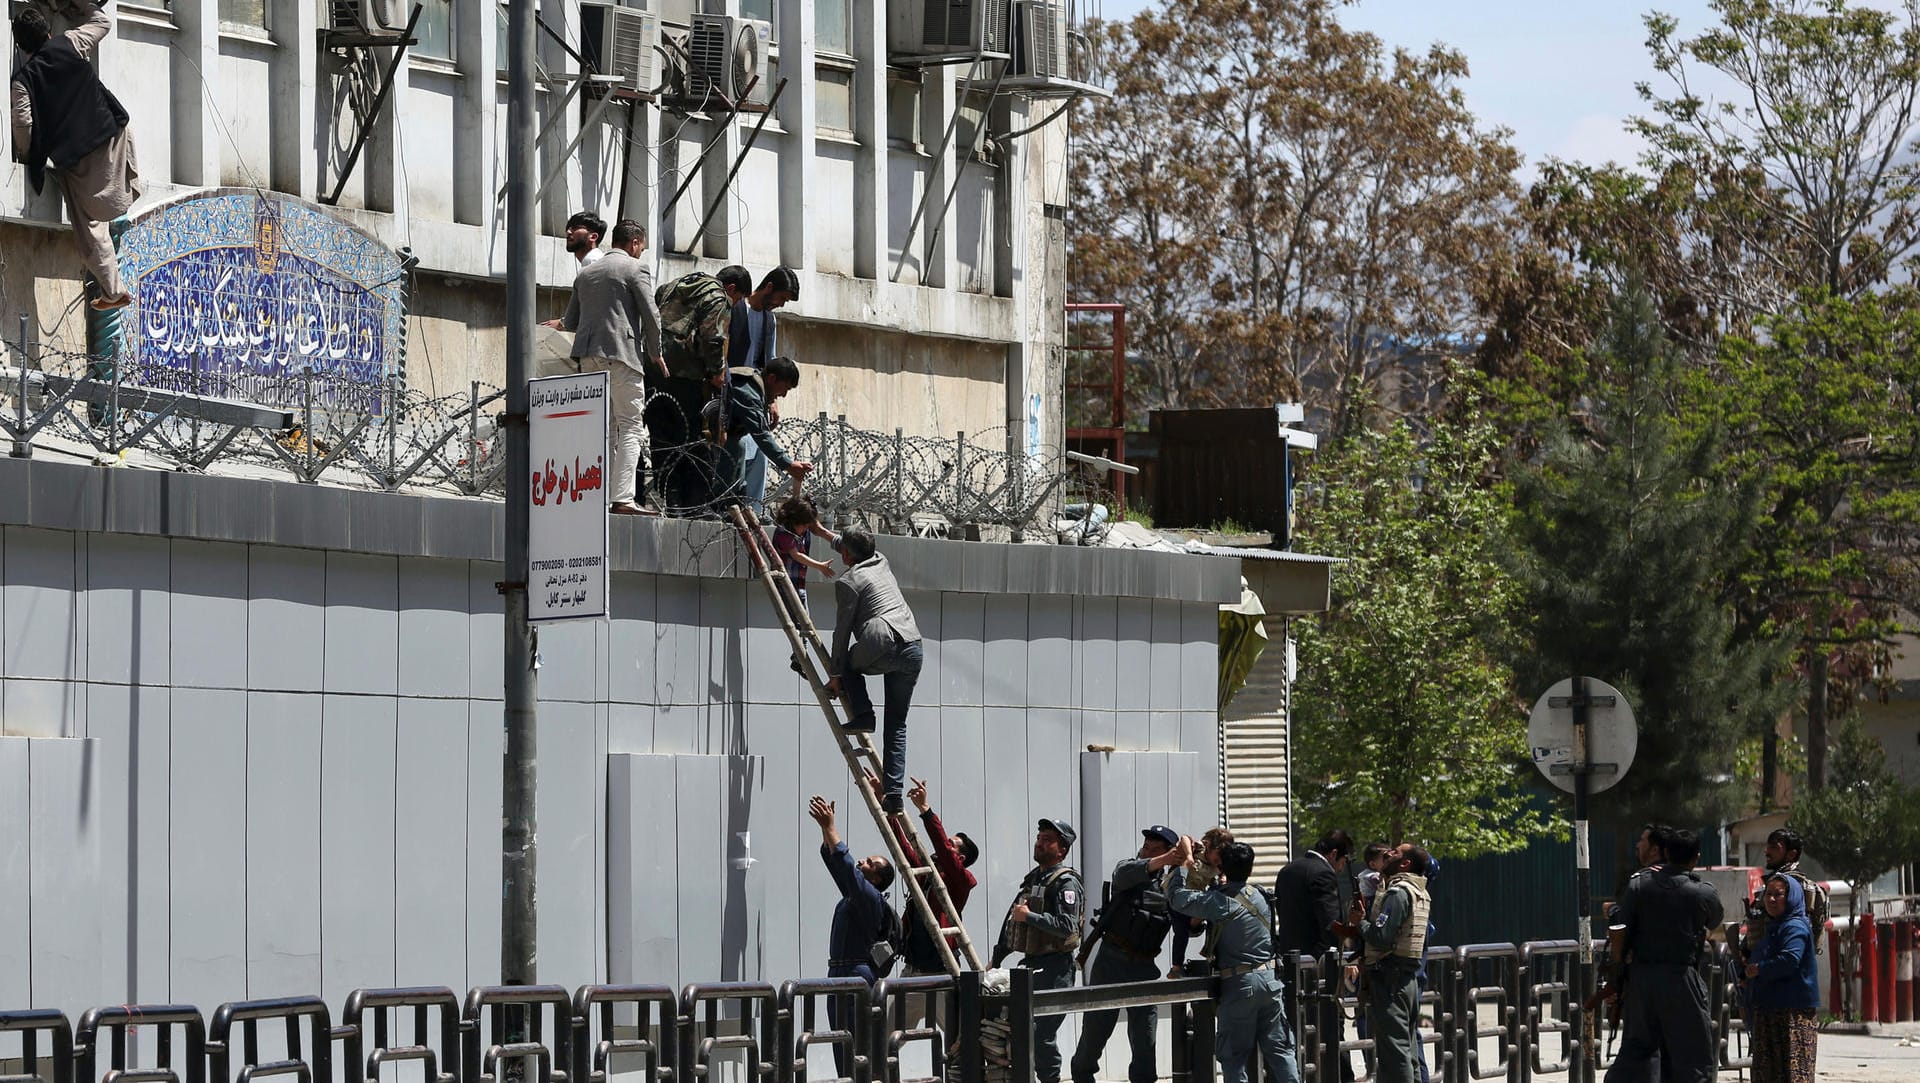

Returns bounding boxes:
[993,819,1085,1083]
[10,1,142,310]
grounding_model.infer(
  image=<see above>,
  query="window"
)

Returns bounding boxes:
[887,71,921,149]
[815,0,850,56]
[816,65,853,133]
[741,0,777,40]
[220,0,267,30]
[413,0,453,60]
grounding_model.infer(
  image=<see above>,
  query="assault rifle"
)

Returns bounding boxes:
[1581,924,1628,1059]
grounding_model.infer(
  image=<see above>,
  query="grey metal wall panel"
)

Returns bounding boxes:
[247,547,327,693]
[940,593,984,707]
[718,753,768,983]
[394,697,470,986]
[1026,595,1073,708]
[593,704,608,985]
[102,469,164,536]
[1148,601,1181,712]
[1078,750,1136,895]
[1081,709,1116,752]
[84,533,173,687]
[653,700,704,755]
[0,739,27,1007]
[607,573,657,705]
[270,485,353,554]
[27,463,104,533]
[901,590,941,703]
[324,553,400,696]
[465,700,504,989]
[467,563,505,698]
[981,594,1026,708]
[534,616,599,704]
[1076,598,1118,713]
[171,540,251,690]
[1181,604,1216,713]
[742,580,800,707]
[4,527,82,684]
[654,576,702,705]
[1114,711,1149,752]
[796,707,854,979]
[1182,712,1220,826]
[1132,754,1175,841]
[978,706,1034,948]
[169,688,248,1011]
[4,678,85,740]
[28,738,104,1017]
[934,705,988,947]
[674,755,726,984]
[607,702,655,754]
[1149,710,1181,752]
[82,684,172,1004]
[701,578,748,711]
[246,692,323,998]
[607,755,682,988]
[1027,708,1076,836]
[397,558,472,699]
[1114,600,1152,711]
[321,694,398,1004]
[536,701,600,987]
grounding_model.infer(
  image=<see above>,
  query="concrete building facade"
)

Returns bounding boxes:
[2,0,1076,447]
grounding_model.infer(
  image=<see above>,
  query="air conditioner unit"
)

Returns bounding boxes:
[330,0,406,33]
[1013,0,1067,80]
[581,1,661,94]
[889,0,1012,57]
[688,14,773,106]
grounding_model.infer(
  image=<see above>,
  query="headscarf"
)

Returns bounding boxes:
[1756,872,1809,961]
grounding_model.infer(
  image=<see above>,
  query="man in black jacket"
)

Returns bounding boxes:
[10,2,141,309]
[706,354,810,509]
[1273,830,1361,1082]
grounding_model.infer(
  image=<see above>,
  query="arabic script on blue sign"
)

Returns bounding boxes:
[116,190,408,412]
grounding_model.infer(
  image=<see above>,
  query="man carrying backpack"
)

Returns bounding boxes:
[810,794,899,1078]
[1071,825,1185,1083]
[649,266,747,514]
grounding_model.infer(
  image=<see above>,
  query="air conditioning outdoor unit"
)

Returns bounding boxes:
[582,1,661,94]
[1013,0,1067,79]
[330,0,406,33]
[889,0,1012,57]
[688,14,773,106]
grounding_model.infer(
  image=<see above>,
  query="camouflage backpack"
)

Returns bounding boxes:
[654,272,732,381]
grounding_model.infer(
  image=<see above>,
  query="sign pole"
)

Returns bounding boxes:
[1572,675,1593,1083]
[502,0,540,1002]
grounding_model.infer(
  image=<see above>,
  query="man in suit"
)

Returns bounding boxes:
[10,1,141,310]
[726,266,798,516]
[823,528,922,813]
[543,219,663,514]
[1273,830,1360,1082]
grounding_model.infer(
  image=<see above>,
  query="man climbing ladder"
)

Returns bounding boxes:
[729,505,981,978]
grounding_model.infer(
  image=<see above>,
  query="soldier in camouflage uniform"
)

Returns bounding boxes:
[994,818,1085,1083]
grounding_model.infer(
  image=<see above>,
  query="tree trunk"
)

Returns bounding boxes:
[1760,729,1778,812]
[1808,652,1830,790]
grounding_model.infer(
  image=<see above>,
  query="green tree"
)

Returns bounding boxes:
[1506,286,1795,840]
[1291,390,1547,855]
[1688,290,1920,788]
[1790,714,1920,1019]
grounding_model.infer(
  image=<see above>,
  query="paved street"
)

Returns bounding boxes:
[1812,1023,1920,1082]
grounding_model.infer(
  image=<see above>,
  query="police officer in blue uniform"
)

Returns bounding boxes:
[1165,838,1301,1083]
[1604,826,1724,1083]
[810,795,896,1077]
[993,818,1085,1083]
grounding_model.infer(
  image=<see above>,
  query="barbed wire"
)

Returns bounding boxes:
[0,340,1118,542]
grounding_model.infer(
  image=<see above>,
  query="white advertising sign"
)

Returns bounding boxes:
[528,370,609,622]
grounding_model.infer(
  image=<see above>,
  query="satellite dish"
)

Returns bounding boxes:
[1527,677,1638,794]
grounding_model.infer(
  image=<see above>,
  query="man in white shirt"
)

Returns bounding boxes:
[565,210,606,273]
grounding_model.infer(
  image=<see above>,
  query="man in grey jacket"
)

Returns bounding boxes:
[543,219,663,514]
[822,529,922,813]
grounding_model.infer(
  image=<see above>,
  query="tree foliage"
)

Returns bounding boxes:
[1071,0,1519,438]
[1506,286,1796,834]
[1290,390,1548,855]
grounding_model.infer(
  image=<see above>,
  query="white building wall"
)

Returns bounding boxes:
[2,0,1067,443]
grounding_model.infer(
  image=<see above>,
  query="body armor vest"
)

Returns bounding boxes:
[1363,873,1430,964]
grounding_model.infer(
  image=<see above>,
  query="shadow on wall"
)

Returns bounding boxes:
[779,320,1007,441]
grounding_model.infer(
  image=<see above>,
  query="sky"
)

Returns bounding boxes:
[1084,0,1887,175]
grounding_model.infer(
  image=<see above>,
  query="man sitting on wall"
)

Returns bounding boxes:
[10,0,141,310]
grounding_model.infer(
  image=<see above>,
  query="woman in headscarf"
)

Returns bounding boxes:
[1743,873,1819,1083]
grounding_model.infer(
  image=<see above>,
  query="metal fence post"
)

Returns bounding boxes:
[1009,965,1034,1083]
[14,314,31,459]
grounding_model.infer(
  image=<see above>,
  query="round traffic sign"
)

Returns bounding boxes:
[1527,677,1637,794]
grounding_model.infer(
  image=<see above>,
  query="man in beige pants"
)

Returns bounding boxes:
[11,1,141,309]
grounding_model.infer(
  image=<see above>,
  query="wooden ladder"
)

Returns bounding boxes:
[728,504,985,977]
